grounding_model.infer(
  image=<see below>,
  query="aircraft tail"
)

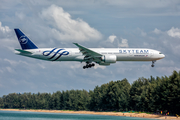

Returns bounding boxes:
[14,29,38,50]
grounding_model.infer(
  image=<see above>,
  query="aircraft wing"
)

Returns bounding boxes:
[73,43,102,62]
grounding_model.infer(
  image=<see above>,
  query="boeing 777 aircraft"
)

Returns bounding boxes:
[14,29,165,69]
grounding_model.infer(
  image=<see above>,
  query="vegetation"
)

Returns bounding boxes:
[0,70,180,115]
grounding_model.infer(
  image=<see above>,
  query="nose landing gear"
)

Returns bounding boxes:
[83,63,95,69]
[151,60,156,67]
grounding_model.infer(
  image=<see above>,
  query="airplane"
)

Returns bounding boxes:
[14,29,165,69]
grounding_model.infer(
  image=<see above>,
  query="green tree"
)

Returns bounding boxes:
[129,77,150,111]
[89,86,102,111]
[0,97,3,108]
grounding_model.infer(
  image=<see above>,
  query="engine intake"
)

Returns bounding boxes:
[101,55,117,63]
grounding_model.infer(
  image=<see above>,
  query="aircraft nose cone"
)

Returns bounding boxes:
[162,54,165,58]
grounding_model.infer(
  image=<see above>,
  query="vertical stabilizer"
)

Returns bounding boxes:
[14,29,38,50]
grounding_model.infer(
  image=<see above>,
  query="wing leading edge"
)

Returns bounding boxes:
[73,43,102,57]
[73,43,104,66]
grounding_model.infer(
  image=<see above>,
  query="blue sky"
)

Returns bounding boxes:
[0,0,180,96]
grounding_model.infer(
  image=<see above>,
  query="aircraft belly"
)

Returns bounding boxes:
[55,56,80,61]
[30,54,50,61]
[116,55,155,61]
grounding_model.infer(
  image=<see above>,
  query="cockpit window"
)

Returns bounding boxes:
[159,52,162,54]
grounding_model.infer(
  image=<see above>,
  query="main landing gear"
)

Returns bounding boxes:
[151,60,156,67]
[83,63,95,69]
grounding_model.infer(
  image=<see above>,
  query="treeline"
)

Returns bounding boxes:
[0,70,180,115]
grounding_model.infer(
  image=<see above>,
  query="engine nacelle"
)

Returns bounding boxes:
[101,55,117,63]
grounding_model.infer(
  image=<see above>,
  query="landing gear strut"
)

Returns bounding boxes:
[151,60,156,67]
[83,63,95,69]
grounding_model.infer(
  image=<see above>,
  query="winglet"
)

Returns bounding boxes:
[73,43,79,46]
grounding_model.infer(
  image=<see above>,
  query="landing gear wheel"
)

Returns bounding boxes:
[83,63,95,69]
[151,60,156,67]
[88,64,92,68]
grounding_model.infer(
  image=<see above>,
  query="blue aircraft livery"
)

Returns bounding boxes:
[14,28,165,69]
[14,29,38,50]
[43,48,69,61]
[119,50,149,54]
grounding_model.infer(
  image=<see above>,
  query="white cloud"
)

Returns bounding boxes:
[0,21,18,50]
[136,28,147,37]
[40,4,102,42]
[94,64,106,70]
[107,35,117,43]
[119,38,129,48]
[103,35,129,48]
[0,22,10,33]
[6,66,14,73]
[167,27,180,38]
[70,64,82,69]
[0,21,11,37]
[15,12,25,20]
[4,59,18,66]
[141,31,147,37]
[153,28,162,34]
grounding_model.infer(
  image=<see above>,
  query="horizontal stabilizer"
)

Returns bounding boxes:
[15,49,32,54]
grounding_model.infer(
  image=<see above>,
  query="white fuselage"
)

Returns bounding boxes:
[15,48,165,62]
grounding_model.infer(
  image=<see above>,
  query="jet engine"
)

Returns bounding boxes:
[101,55,117,63]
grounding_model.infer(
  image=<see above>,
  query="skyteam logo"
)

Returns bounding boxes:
[19,36,28,44]
[43,48,69,61]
